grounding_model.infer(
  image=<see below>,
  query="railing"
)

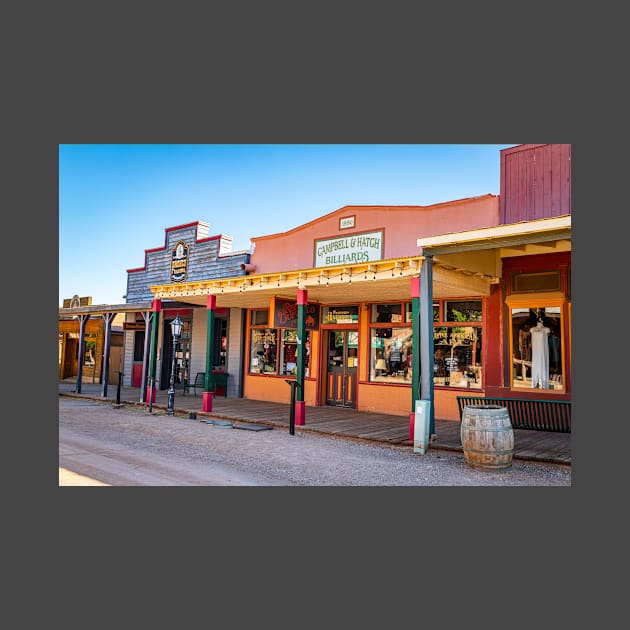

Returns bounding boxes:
[456,396,571,433]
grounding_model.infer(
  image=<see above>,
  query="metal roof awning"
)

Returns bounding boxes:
[416,215,572,255]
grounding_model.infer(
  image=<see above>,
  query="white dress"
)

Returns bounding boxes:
[530,324,550,388]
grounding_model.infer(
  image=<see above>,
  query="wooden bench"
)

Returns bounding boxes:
[456,395,571,433]
[185,371,229,397]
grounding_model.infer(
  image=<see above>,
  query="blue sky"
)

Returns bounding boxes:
[59,144,517,305]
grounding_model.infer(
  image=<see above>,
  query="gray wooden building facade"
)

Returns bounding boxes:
[123,221,250,396]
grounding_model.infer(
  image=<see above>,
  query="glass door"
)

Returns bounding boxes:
[325,330,358,408]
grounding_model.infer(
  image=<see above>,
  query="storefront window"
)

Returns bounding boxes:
[431,298,483,388]
[280,329,298,375]
[371,298,484,387]
[249,324,311,377]
[433,326,482,389]
[370,327,412,383]
[249,328,277,374]
[511,306,563,391]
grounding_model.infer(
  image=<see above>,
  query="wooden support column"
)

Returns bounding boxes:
[203,294,216,413]
[145,299,161,405]
[295,289,307,426]
[409,277,421,440]
[76,314,90,394]
[420,255,435,436]
[101,312,116,398]
[139,310,152,403]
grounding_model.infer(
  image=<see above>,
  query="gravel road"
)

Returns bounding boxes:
[59,397,572,486]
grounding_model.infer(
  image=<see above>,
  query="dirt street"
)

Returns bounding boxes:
[59,397,571,486]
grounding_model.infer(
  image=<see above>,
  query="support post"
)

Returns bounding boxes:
[101,312,116,398]
[146,299,161,411]
[295,289,307,426]
[76,314,90,394]
[420,255,435,436]
[285,379,300,435]
[203,295,216,413]
[140,310,152,403]
[409,277,421,440]
[116,371,122,405]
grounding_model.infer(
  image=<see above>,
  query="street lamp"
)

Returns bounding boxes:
[166,315,183,416]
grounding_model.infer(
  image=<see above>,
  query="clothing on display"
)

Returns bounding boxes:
[530,319,550,388]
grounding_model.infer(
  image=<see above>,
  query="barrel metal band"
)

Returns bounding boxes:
[461,425,512,432]
[463,447,514,455]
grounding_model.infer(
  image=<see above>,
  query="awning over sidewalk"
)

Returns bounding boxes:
[149,255,499,307]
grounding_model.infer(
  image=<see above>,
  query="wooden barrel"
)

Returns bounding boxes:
[461,405,514,470]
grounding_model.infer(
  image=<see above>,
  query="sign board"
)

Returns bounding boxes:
[322,305,359,325]
[314,229,384,268]
[444,357,459,372]
[339,215,355,230]
[63,295,92,308]
[273,298,320,330]
[170,240,189,282]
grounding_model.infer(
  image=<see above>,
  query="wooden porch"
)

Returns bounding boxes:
[58,381,571,465]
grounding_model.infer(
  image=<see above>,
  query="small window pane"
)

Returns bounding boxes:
[371,303,402,323]
[512,271,561,293]
[251,310,268,326]
[322,305,359,324]
[405,302,412,322]
[445,300,482,322]
[133,330,145,362]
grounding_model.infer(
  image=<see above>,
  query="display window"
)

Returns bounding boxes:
[509,305,564,391]
[249,327,277,374]
[248,309,311,377]
[433,299,483,389]
[368,299,483,387]
[369,302,411,383]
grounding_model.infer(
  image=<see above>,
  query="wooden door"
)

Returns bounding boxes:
[63,337,78,379]
[325,330,358,408]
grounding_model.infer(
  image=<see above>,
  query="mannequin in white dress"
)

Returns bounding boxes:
[530,319,550,388]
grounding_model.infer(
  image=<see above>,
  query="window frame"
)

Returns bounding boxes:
[368,301,412,384]
[432,298,483,390]
[505,293,568,393]
[247,309,312,377]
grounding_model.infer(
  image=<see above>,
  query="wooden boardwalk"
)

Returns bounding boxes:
[59,382,571,465]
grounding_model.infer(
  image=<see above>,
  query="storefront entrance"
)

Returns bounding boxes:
[325,329,358,408]
[62,336,78,379]
[160,317,191,390]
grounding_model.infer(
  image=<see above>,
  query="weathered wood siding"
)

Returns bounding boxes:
[126,222,250,303]
[226,307,245,397]
[188,306,244,398]
[189,308,207,379]
[500,144,571,224]
[122,316,137,387]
